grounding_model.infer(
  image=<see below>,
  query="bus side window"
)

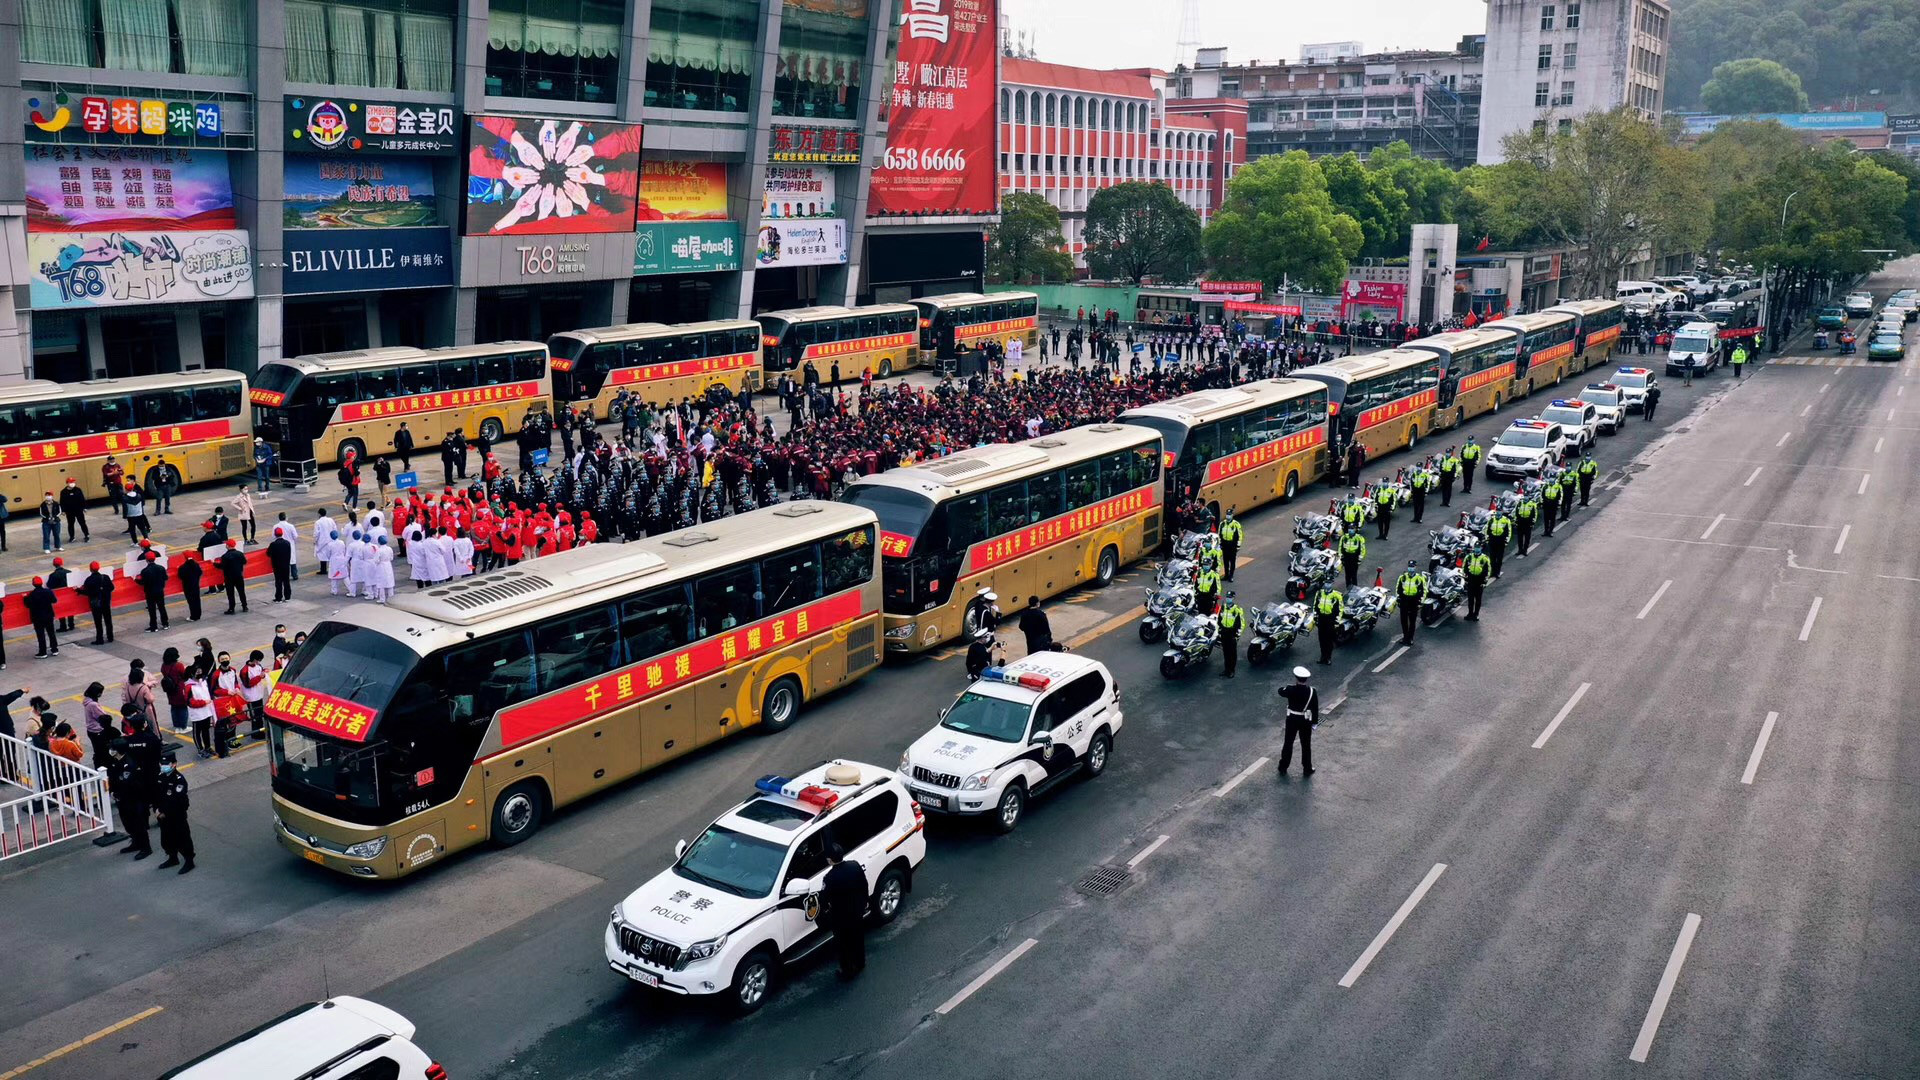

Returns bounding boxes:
[695,565,760,637]
[893,311,914,335]
[681,333,709,360]
[134,392,174,427]
[315,373,358,411]
[759,542,823,614]
[1028,469,1065,521]
[475,354,509,385]
[1129,446,1160,488]
[358,367,398,401]
[1064,461,1098,509]
[655,335,683,363]
[398,363,439,396]
[81,394,135,434]
[822,527,874,592]
[735,328,759,355]
[441,630,536,726]
[439,357,478,390]
[620,584,694,663]
[23,400,78,440]
[987,481,1029,535]
[946,493,988,550]
[532,606,623,693]
[0,406,19,445]
[195,382,241,420]
[1188,421,1218,466]
[1099,452,1131,499]
[857,315,878,338]
[512,351,545,382]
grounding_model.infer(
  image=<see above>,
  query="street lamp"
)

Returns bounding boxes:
[1760,189,1800,344]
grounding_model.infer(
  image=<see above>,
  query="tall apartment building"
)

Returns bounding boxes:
[1168,40,1484,168]
[1477,0,1671,163]
[998,57,1243,269]
[3,0,997,385]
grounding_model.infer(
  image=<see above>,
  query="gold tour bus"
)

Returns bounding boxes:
[911,292,1040,360]
[842,423,1164,655]
[1119,379,1330,520]
[269,501,882,879]
[547,320,763,421]
[251,342,551,471]
[1400,326,1524,433]
[1478,310,1579,397]
[0,370,251,510]
[1544,298,1628,373]
[1291,350,1443,463]
[755,303,920,378]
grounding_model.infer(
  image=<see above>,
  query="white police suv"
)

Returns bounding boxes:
[1485,419,1568,479]
[605,760,926,1013]
[1576,383,1626,433]
[1611,366,1657,413]
[901,654,1121,834]
[1538,399,1599,452]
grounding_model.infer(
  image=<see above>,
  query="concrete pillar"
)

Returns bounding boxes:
[725,0,787,319]
[824,0,896,307]
[0,0,31,382]
[236,0,290,376]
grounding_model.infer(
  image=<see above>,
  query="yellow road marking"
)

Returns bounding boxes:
[1065,606,1146,650]
[0,1006,164,1080]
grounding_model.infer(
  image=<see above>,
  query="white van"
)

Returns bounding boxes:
[1666,321,1723,376]
[1616,281,1675,309]
[160,998,443,1080]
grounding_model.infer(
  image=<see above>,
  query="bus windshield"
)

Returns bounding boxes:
[277,622,415,720]
[1122,415,1190,461]
[252,363,302,398]
[842,485,936,539]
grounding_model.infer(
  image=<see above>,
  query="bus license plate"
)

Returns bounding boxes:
[302,849,325,865]
[917,793,945,810]
[630,967,660,988]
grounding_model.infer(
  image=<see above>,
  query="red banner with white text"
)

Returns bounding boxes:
[868,0,998,215]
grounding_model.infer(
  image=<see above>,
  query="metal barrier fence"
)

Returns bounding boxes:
[0,732,114,860]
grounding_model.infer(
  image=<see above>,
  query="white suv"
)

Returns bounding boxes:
[1844,293,1874,317]
[605,760,926,1013]
[1576,383,1626,433]
[1538,399,1599,451]
[1611,367,1657,413]
[1485,419,1568,479]
[902,653,1121,834]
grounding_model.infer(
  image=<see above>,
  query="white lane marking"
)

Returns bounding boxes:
[1325,694,1346,713]
[1857,473,1870,495]
[1337,862,1448,988]
[1775,431,1792,447]
[1629,913,1703,1063]
[1740,712,1780,785]
[936,937,1040,1016]
[1626,534,1780,552]
[1743,466,1762,487]
[1373,645,1410,673]
[1699,513,1726,540]
[1798,597,1823,642]
[1875,437,1885,454]
[1126,834,1171,869]
[1819,382,1829,394]
[1834,525,1851,555]
[1532,682,1592,749]
[1891,408,1899,422]
[1213,758,1270,798]
[1800,404,1812,417]
[1879,573,1920,583]
[1901,386,1907,397]
[1636,580,1673,620]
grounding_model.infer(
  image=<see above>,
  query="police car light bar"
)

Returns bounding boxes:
[795,785,840,810]
[1587,382,1618,390]
[979,667,1052,690]
[754,774,793,796]
[1511,419,1549,428]
[1550,399,1575,408]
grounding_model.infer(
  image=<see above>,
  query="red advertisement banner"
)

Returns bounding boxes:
[0,544,274,631]
[1224,301,1301,317]
[1719,326,1763,339]
[868,0,998,215]
[1203,426,1326,486]
[965,485,1158,576]
[1458,361,1517,395]
[1203,281,1262,294]
[266,682,379,743]
[880,531,915,558]
[0,418,231,468]
[492,590,870,753]
[1358,388,1438,431]
[1342,280,1407,312]
[338,380,542,422]
[955,316,1038,339]
[1529,340,1576,368]
[1586,325,1623,348]
[606,352,756,387]
[801,332,915,361]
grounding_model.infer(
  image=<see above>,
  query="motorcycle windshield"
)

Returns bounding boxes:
[1168,614,1211,643]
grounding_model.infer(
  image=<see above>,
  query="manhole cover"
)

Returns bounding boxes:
[1077,865,1130,897]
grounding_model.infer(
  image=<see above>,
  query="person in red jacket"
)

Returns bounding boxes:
[579,512,599,545]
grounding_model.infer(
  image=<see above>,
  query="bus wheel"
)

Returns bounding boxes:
[1284,472,1299,500]
[479,417,506,444]
[491,781,547,846]
[1095,545,1119,587]
[1407,426,1419,450]
[879,358,894,378]
[758,676,803,734]
[336,438,367,467]
[963,600,991,638]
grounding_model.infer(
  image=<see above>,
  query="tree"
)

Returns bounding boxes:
[1202,151,1362,294]
[987,192,1073,284]
[1366,142,1462,234]
[1668,0,1920,109]
[1081,181,1204,284]
[1700,58,1810,114]
[1322,152,1410,259]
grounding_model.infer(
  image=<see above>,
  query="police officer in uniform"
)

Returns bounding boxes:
[154,757,194,873]
[1313,585,1344,665]
[1195,562,1221,615]
[1340,493,1367,533]
[1463,546,1492,620]
[1219,510,1243,582]
[1374,479,1396,540]
[1483,506,1512,579]
[1559,464,1578,519]
[117,712,162,859]
[1338,530,1366,587]
[1514,487,1537,557]
[1395,560,1428,645]
[1409,465,1430,523]
[1218,593,1244,678]
[1541,473,1563,537]
[1460,436,1481,494]
[1276,667,1318,777]
[1438,449,1460,506]
[1577,454,1598,507]
[821,843,869,979]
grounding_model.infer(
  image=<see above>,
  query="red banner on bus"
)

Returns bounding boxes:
[607,351,756,387]
[965,485,1157,576]
[868,0,998,215]
[266,683,379,743]
[0,418,232,468]
[1203,426,1326,485]
[339,380,542,422]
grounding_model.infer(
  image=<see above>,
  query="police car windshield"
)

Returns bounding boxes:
[1578,389,1615,406]
[1542,407,1584,425]
[942,690,1033,743]
[675,824,787,897]
[1613,372,1650,388]
[1499,428,1550,449]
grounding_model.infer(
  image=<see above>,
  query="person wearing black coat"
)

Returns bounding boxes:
[116,713,163,859]
[79,561,114,643]
[267,533,293,602]
[1018,597,1053,655]
[138,553,170,632]
[154,759,194,873]
[218,540,249,613]
[47,557,76,631]
[58,479,89,543]
[176,555,204,621]
[820,843,871,979]
[24,576,58,657]
[394,422,415,471]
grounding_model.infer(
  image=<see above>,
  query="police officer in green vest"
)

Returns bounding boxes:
[1196,562,1221,615]
[1341,492,1367,532]
[1514,486,1537,557]
[1219,509,1244,582]
[1558,463,1577,518]
[1438,448,1461,506]
[1577,454,1598,507]
[1338,529,1366,587]
[1484,505,1512,578]
[1731,343,1748,378]
[1460,436,1482,494]
[1218,592,1245,678]
[1394,559,1429,645]
[1463,546,1492,620]
[1541,472,1563,537]
[1313,584,1344,664]
[1374,478,1396,540]
[1409,465,1431,523]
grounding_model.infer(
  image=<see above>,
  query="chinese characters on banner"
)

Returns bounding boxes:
[29,230,254,310]
[755,220,848,268]
[868,0,997,215]
[28,91,221,141]
[761,165,838,219]
[25,147,236,232]
[768,126,862,164]
[1203,426,1327,486]
[966,485,1157,575]
[0,419,231,468]
[339,381,540,422]
[266,683,379,743]
[283,157,437,228]
[286,98,460,154]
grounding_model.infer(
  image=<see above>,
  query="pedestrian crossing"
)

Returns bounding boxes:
[1766,356,1902,367]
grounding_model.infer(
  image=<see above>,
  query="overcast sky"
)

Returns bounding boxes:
[998,0,1489,71]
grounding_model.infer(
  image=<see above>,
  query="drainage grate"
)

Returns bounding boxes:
[1077,865,1131,897]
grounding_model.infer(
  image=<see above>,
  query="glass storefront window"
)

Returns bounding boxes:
[23,0,250,76]
[486,0,624,103]
[773,0,866,120]
[644,0,755,112]
[285,0,454,92]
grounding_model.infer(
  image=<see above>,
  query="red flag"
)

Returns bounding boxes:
[1474,236,1491,252]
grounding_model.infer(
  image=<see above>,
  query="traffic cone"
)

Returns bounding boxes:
[1373,567,1384,588]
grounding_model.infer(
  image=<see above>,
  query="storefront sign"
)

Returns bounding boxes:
[762,165,838,220]
[634,221,741,276]
[26,146,235,232]
[28,90,221,141]
[1301,295,1340,319]
[466,115,644,236]
[755,219,847,268]
[284,228,453,294]
[769,126,862,164]
[460,231,635,287]
[516,241,592,276]
[1341,279,1406,314]
[1522,253,1563,286]
[285,157,437,228]
[285,97,459,154]
[1203,281,1262,294]
[638,159,730,221]
[29,230,254,309]
[868,0,998,215]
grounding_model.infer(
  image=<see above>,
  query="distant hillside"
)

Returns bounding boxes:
[1670,0,1920,110]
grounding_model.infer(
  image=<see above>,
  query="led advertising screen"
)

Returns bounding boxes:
[465,115,644,236]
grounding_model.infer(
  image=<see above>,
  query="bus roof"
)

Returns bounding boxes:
[1402,327,1519,360]
[0,369,247,406]
[1119,378,1325,426]
[1544,298,1624,319]
[339,502,879,642]
[550,320,758,344]
[846,423,1159,501]
[1293,349,1437,385]
[912,291,1038,309]
[756,303,917,323]
[1480,311,1575,335]
[272,342,545,375]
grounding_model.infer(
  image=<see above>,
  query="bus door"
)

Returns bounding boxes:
[263,395,319,482]
[936,314,958,359]
[1436,355,1461,410]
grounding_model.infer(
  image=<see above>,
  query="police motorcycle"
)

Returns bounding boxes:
[1171,529,1216,564]
[1293,509,1342,546]
[1159,608,1221,679]
[1461,503,1495,542]
[1139,559,1198,643]
[1247,601,1311,664]
[1420,557,1467,626]
[1335,574,1391,644]
[1338,489,1379,525]
[1428,522,1475,565]
[1283,540,1340,602]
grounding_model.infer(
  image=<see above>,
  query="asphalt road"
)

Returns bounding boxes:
[4,263,1916,1080]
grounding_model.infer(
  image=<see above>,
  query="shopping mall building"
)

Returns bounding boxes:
[2,0,998,383]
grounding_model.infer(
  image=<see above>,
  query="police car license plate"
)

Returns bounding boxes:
[917,792,946,810]
[630,967,660,988]
[302,849,325,865]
